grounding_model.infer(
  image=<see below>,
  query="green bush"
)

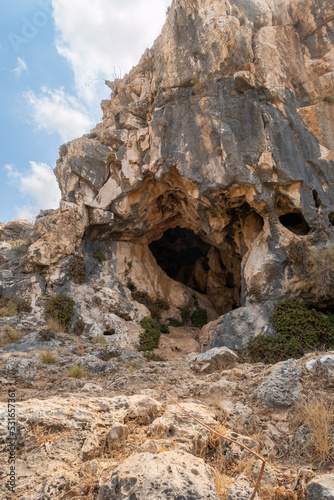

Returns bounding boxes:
[68,256,87,284]
[144,352,165,362]
[150,297,170,321]
[169,319,183,327]
[132,290,169,321]
[0,295,32,318]
[244,301,334,364]
[138,317,161,351]
[180,307,191,324]
[132,290,152,307]
[45,294,75,331]
[191,307,208,328]
[160,323,170,334]
[93,251,105,263]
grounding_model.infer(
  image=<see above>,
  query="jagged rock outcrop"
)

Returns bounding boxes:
[1,0,334,347]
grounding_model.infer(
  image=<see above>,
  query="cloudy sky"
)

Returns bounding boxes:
[0,0,171,223]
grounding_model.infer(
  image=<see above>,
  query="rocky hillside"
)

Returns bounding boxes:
[1,0,334,498]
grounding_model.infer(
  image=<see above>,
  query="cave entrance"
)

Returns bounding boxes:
[149,227,211,294]
[149,226,241,315]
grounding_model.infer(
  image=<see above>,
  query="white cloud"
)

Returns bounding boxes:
[5,162,61,221]
[23,87,93,142]
[52,0,171,106]
[4,164,20,179]
[13,57,28,77]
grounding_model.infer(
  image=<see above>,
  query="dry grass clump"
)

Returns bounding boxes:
[77,344,84,356]
[287,241,334,301]
[214,472,234,500]
[295,396,334,464]
[67,364,85,378]
[39,350,58,364]
[46,316,65,333]
[0,324,23,346]
[0,295,31,318]
[308,246,334,300]
[38,328,56,341]
[92,335,107,345]
[4,239,27,246]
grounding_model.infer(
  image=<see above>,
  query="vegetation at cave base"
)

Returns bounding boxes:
[138,316,161,351]
[245,300,334,364]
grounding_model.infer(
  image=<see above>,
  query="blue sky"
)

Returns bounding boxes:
[0,0,171,223]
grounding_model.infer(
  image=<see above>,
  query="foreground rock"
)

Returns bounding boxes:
[307,474,334,499]
[98,450,219,500]
[189,346,238,373]
[255,360,302,408]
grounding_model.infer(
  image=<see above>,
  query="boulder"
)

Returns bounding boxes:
[227,479,256,500]
[307,474,334,500]
[106,423,129,449]
[81,354,117,373]
[189,346,238,373]
[255,360,302,408]
[203,306,274,353]
[98,450,219,500]
[0,219,33,242]
[0,331,60,353]
[149,402,217,454]
[219,400,254,432]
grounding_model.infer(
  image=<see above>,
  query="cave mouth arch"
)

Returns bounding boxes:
[149,226,241,315]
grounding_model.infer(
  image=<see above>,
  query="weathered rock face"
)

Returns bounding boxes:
[1,0,334,346]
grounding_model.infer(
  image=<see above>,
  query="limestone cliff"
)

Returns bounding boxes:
[1,0,334,348]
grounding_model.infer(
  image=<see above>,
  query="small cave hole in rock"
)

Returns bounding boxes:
[148,226,241,315]
[312,189,321,208]
[103,329,115,336]
[329,212,334,226]
[279,212,310,235]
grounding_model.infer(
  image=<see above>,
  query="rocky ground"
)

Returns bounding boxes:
[0,329,333,499]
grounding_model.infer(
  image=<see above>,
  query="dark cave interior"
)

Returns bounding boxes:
[149,227,211,294]
[149,226,241,314]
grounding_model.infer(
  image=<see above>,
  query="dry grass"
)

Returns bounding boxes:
[4,239,27,246]
[0,324,22,346]
[214,472,234,500]
[92,335,107,345]
[39,350,58,364]
[67,364,85,378]
[0,301,17,318]
[28,422,70,447]
[77,344,84,356]
[295,396,334,464]
[46,316,65,333]
[125,360,139,372]
[308,245,334,299]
